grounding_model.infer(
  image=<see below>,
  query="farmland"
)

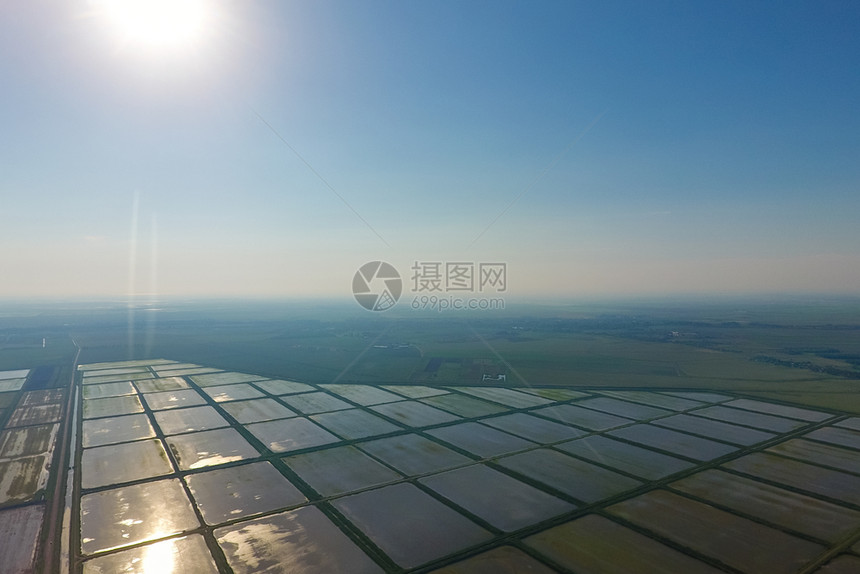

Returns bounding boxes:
[2,296,860,573]
[2,296,858,412]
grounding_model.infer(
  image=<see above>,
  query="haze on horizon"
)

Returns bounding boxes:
[1,1,859,300]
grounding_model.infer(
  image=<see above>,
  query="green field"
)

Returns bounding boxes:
[2,297,859,412]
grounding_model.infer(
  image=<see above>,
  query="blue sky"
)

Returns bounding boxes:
[1,1,858,299]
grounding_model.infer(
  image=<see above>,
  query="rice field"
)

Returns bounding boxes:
[2,358,860,573]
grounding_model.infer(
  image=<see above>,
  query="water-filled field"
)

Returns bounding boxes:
[3,357,860,573]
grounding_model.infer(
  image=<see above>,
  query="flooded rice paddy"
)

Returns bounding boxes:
[2,361,860,572]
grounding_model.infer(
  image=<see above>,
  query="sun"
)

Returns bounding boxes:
[93,0,212,50]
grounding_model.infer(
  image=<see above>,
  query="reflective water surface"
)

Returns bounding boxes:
[333,483,492,569]
[693,405,806,432]
[143,389,207,411]
[370,400,461,427]
[609,490,824,574]
[220,398,296,424]
[421,464,574,532]
[82,382,137,399]
[246,417,339,453]
[429,545,557,574]
[201,384,266,403]
[186,461,306,525]
[81,439,173,488]
[609,423,738,461]
[80,479,199,555]
[82,535,219,574]
[358,433,472,476]
[499,448,641,503]
[167,428,260,470]
[671,469,860,542]
[428,422,535,457]
[451,387,552,409]
[576,396,672,420]
[652,413,776,446]
[557,434,693,480]
[283,445,402,496]
[191,372,268,387]
[525,514,723,574]
[280,392,352,415]
[319,384,402,406]
[725,452,860,506]
[381,385,449,398]
[82,414,155,447]
[135,377,190,393]
[154,406,230,435]
[532,403,632,431]
[420,394,509,418]
[215,505,383,574]
[57,359,860,574]
[252,379,315,396]
[480,412,586,443]
[310,408,401,440]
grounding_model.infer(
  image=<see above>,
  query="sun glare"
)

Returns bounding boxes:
[94,0,211,49]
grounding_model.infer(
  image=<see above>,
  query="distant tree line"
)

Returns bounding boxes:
[752,355,860,380]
